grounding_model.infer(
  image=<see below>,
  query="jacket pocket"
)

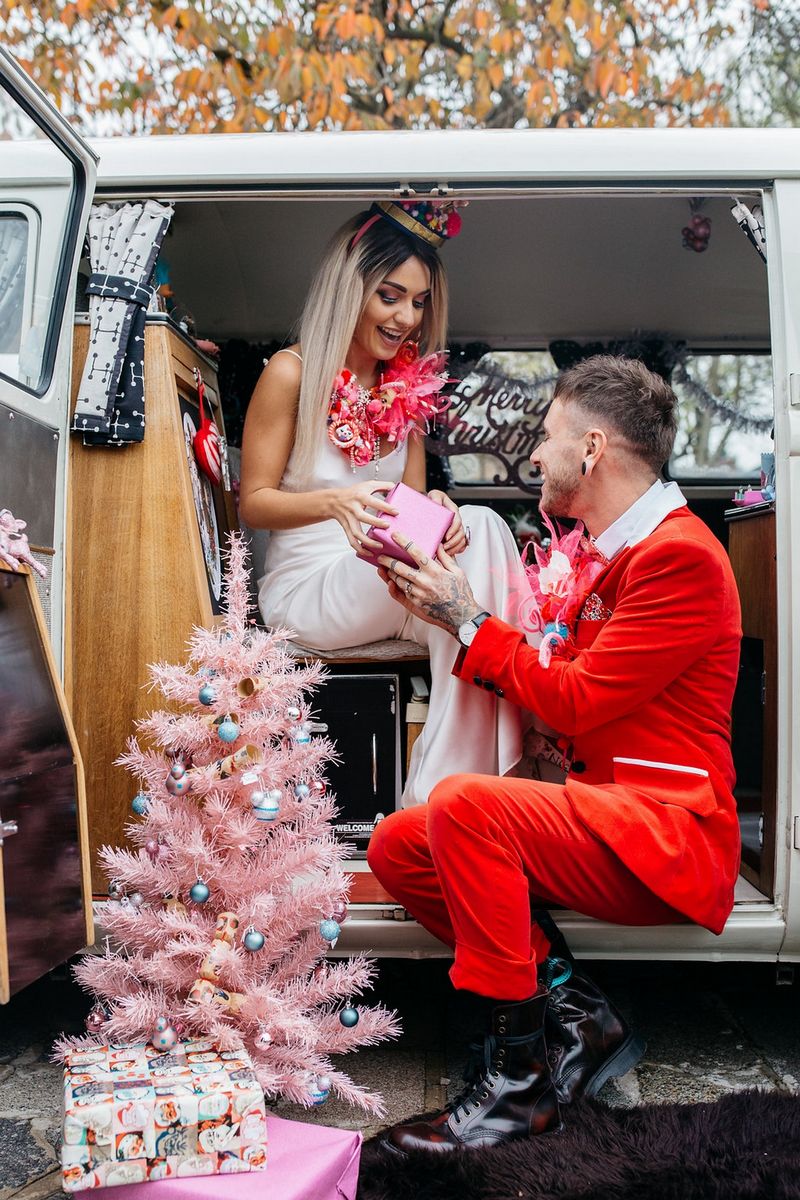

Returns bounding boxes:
[611,756,718,817]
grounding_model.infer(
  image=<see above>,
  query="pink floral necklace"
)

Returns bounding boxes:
[327,342,450,473]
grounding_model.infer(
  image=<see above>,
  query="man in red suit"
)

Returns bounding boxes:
[369,355,742,1154]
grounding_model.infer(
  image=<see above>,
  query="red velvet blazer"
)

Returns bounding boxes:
[453,507,743,934]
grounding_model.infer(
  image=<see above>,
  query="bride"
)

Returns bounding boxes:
[239,200,531,804]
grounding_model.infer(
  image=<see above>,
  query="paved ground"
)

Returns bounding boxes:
[2,958,799,1199]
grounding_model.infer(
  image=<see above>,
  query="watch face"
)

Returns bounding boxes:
[458,621,477,647]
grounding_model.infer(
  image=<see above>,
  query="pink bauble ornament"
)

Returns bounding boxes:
[144,839,160,861]
[85,1006,107,1035]
[331,899,348,924]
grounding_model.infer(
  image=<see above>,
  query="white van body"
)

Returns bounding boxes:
[3,45,800,973]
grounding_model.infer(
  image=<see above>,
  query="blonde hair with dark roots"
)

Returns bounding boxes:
[292,210,449,481]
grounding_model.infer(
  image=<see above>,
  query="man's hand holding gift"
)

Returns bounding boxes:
[378,530,483,636]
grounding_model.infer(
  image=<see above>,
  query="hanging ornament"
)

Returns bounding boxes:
[319,919,341,944]
[292,723,312,745]
[144,839,160,861]
[331,899,348,924]
[151,1016,179,1052]
[217,716,240,743]
[251,791,280,822]
[682,201,712,253]
[309,1075,331,1106]
[131,792,149,816]
[173,1020,186,1038]
[256,1029,272,1048]
[310,780,326,796]
[339,1005,359,1028]
[286,705,301,722]
[192,368,223,484]
[165,761,192,797]
[198,684,217,706]
[190,879,210,904]
[129,891,144,909]
[85,1006,107,1035]
[108,880,123,900]
[294,783,310,800]
[243,927,265,952]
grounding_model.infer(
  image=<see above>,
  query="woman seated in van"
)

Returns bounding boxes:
[239,201,531,805]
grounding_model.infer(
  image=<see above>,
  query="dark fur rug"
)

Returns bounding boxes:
[357,1092,800,1200]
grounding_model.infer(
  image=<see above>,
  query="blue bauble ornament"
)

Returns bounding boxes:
[217,717,240,743]
[198,685,217,706]
[243,928,265,952]
[319,919,341,944]
[132,792,149,816]
[294,783,310,800]
[339,1006,359,1028]
[190,880,210,904]
[252,791,280,822]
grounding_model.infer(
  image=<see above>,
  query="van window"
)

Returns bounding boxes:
[670,353,773,481]
[0,212,29,365]
[0,78,79,394]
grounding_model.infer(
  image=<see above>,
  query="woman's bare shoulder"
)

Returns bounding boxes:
[252,345,302,411]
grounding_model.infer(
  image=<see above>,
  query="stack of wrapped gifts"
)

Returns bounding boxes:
[61,1038,268,1190]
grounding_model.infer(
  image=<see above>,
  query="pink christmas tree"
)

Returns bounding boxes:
[57,534,399,1115]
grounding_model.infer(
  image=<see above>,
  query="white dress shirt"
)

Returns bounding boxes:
[593,479,687,562]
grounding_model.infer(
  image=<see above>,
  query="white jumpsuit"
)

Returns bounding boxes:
[258,381,532,805]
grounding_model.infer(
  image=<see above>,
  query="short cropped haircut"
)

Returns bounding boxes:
[553,355,679,474]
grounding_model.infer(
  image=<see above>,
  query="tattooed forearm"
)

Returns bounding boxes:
[418,573,482,635]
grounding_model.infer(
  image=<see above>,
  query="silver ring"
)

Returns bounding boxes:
[405,580,414,598]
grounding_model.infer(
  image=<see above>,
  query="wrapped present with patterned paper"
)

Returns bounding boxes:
[61,1038,268,1191]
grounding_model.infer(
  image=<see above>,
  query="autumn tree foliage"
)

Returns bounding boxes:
[1,0,737,134]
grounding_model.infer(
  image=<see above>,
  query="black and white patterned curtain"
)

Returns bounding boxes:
[71,201,173,446]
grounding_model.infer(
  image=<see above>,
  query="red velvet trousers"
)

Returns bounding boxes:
[367,772,684,1001]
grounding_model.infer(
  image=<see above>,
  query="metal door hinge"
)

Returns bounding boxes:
[0,819,18,845]
[761,670,767,706]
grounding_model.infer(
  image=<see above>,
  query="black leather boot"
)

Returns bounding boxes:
[540,957,645,1103]
[383,991,560,1155]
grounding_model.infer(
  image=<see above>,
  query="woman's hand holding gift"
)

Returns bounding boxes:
[427,490,468,555]
[329,481,398,554]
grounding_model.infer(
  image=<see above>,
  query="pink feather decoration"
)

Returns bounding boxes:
[520,513,606,667]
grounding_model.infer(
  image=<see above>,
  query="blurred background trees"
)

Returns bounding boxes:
[0,0,745,134]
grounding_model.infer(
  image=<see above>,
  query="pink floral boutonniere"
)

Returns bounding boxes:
[520,514,606,667]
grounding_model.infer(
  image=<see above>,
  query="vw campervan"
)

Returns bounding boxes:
[2,45,800,998]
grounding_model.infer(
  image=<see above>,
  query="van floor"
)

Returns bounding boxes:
[2,958,798,1197]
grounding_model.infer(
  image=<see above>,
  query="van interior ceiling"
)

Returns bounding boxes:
[153,193,770,350]
[91,188,774,905]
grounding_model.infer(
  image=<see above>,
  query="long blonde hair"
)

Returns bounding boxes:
[292,210,449,482]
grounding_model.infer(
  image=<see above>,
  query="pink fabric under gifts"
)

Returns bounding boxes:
[362,481,454,568]
[108,1115,362,1200]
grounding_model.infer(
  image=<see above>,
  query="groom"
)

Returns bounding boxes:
[370,354,742,1154]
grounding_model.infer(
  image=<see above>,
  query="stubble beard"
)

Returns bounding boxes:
[541,465,581,520]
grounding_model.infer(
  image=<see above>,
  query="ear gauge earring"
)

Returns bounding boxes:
[581,461,588,476]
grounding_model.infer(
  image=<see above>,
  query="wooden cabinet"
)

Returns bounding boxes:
[726,503,776,898]
[0,563,92,1001]
[66,320,237,894]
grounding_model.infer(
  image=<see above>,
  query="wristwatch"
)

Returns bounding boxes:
[456,611,491,648]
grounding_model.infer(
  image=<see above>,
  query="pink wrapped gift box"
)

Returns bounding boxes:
[107,1114,362,1200]
[61,1039,267,1190]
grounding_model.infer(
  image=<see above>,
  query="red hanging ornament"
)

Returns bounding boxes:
[192,368,222,485]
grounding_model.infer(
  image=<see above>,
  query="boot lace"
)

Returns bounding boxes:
[450,1029,545,1124]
